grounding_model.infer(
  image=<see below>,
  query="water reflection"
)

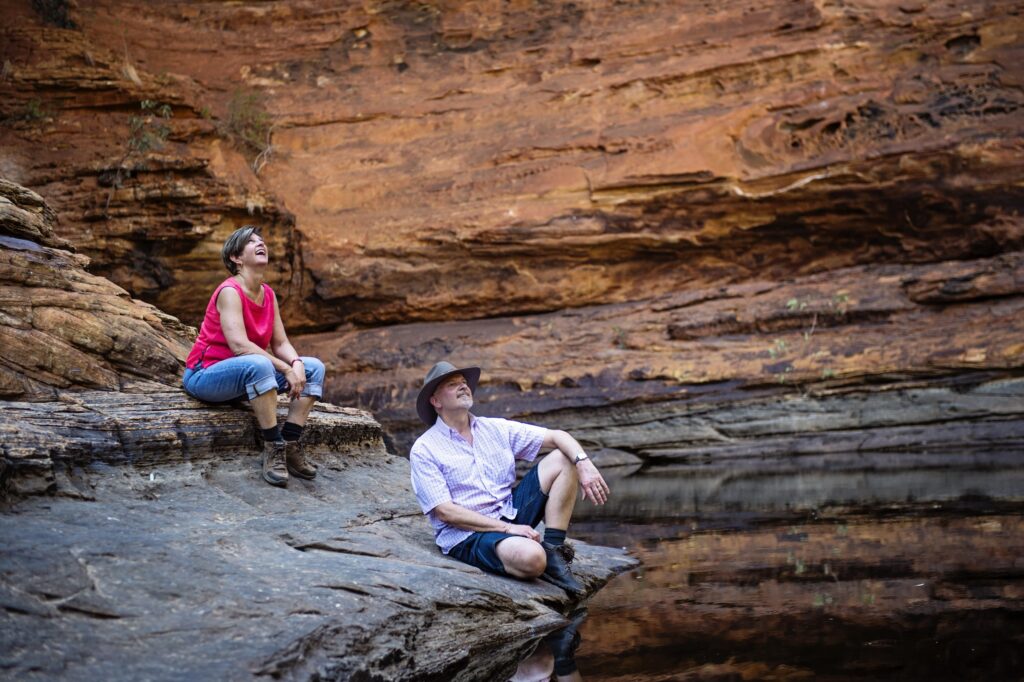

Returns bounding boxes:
[568,461,1024,680]
[510,610,586,682]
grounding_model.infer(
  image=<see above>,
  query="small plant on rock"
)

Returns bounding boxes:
[765,291,852,386]
[103,99,173,214]
[223,89,274,174]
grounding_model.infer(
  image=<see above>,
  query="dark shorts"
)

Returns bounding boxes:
[447,461,548,576]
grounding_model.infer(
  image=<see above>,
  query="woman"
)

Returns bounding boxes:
[183,225,326,488]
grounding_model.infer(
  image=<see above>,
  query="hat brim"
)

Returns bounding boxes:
[416,366,481,425]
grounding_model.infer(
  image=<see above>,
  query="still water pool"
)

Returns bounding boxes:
[564,462,1024,681]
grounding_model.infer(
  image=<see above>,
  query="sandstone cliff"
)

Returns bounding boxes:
[1,0,1021,455]
[0,180,633,679]
[1,0,1021,330]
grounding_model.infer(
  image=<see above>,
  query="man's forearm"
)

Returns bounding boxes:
[434,502,512,533]
[548,430,587,462]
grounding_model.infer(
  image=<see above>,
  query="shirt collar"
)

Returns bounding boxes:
[434,413,477,440]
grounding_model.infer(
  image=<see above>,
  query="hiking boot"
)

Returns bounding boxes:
[261,440,288,487]
[543,607,587,676]
[539,541,585,597]
[285,440,317,480]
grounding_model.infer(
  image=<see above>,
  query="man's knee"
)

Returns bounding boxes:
[541,450,577,489]
[501,539,547,578]
[518,542,547,578]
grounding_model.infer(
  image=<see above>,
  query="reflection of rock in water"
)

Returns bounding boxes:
[575,464,1024,521]
[575,510,1024,680]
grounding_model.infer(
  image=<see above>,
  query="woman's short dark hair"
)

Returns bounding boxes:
[221,225,260,275]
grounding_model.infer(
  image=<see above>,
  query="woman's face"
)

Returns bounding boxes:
[233,233,268,270]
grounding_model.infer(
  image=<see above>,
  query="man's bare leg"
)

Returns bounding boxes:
[538,450,579,531]
[496,537,547,578]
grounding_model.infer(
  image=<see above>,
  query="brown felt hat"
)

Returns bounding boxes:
[416,361,481,425]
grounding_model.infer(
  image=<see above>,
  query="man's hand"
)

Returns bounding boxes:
[504,523,540,541]
[577,460,610,505]
[284,363,306,399]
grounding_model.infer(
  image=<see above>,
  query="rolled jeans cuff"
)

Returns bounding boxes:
[303,382,323,400]
[246,375,278,401]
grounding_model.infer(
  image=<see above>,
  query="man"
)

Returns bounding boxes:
[409,361,611,596]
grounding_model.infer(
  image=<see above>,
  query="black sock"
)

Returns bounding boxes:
[544,528,567,546]
[553,658,578,677]
[281,422,304,442]
[261,425,282,443]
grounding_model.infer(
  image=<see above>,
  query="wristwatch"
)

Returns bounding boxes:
[573,452,588,464]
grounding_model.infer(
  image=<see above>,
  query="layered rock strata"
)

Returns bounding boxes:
[303,250,1024,455]
[0,179,191,403]
[1,0,1021,332]
[0,180,635,679]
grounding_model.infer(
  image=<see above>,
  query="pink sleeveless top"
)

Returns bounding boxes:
[185,278,276,370]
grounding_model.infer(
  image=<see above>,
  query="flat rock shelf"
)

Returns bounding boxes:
[0,394,635,681]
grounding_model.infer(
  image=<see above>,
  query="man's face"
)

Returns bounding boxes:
[431,373,473,414]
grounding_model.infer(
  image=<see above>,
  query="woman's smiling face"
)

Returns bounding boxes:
[234,233,268,269]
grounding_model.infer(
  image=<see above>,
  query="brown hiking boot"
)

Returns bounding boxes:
[261,440,288,487]
[285,440,317,480]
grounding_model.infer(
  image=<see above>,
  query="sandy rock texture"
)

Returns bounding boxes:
[0,180,190,403]
[0,179,634,680]
[1,0,1021,331]
[2,0,1020,458]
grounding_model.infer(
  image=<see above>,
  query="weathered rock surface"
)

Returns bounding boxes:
[0,180,190,403]
[2,0,1022,475]
[303,251,1024,455]
[0,398,634,681]
[0,179,635,679]
[1,0,1022,332]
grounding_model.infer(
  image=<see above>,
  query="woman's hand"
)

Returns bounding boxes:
[285,361,306,399]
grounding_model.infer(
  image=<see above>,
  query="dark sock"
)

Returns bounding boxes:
[261,425,282,443]
[553,657,578,677]
[544,528,567,547]
[281,422,304,442]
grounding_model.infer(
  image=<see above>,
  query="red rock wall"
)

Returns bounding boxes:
[1,0,1022,443]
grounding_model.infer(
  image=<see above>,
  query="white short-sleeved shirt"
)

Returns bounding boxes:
[409,415,547,553]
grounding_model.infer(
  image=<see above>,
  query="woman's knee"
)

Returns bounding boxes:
[243,356,277,398]
[301,356,326,383]
[243,355,276,379]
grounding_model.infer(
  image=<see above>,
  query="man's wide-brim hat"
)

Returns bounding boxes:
[416,361,481,425]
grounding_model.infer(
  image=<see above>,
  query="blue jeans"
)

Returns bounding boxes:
[182,355,325,403]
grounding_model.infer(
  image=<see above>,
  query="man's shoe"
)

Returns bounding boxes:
[285,440,317,480]
[261,440,289,487]
[543,607,587,676]
[539,541,585,597]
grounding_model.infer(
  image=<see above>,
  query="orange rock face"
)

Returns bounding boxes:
[1,0,1022,447]
[0,179,190,400]
[2,0,1022,328]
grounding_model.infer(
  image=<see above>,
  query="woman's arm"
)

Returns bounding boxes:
[267,295,305,398]
[217,288,304,397]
